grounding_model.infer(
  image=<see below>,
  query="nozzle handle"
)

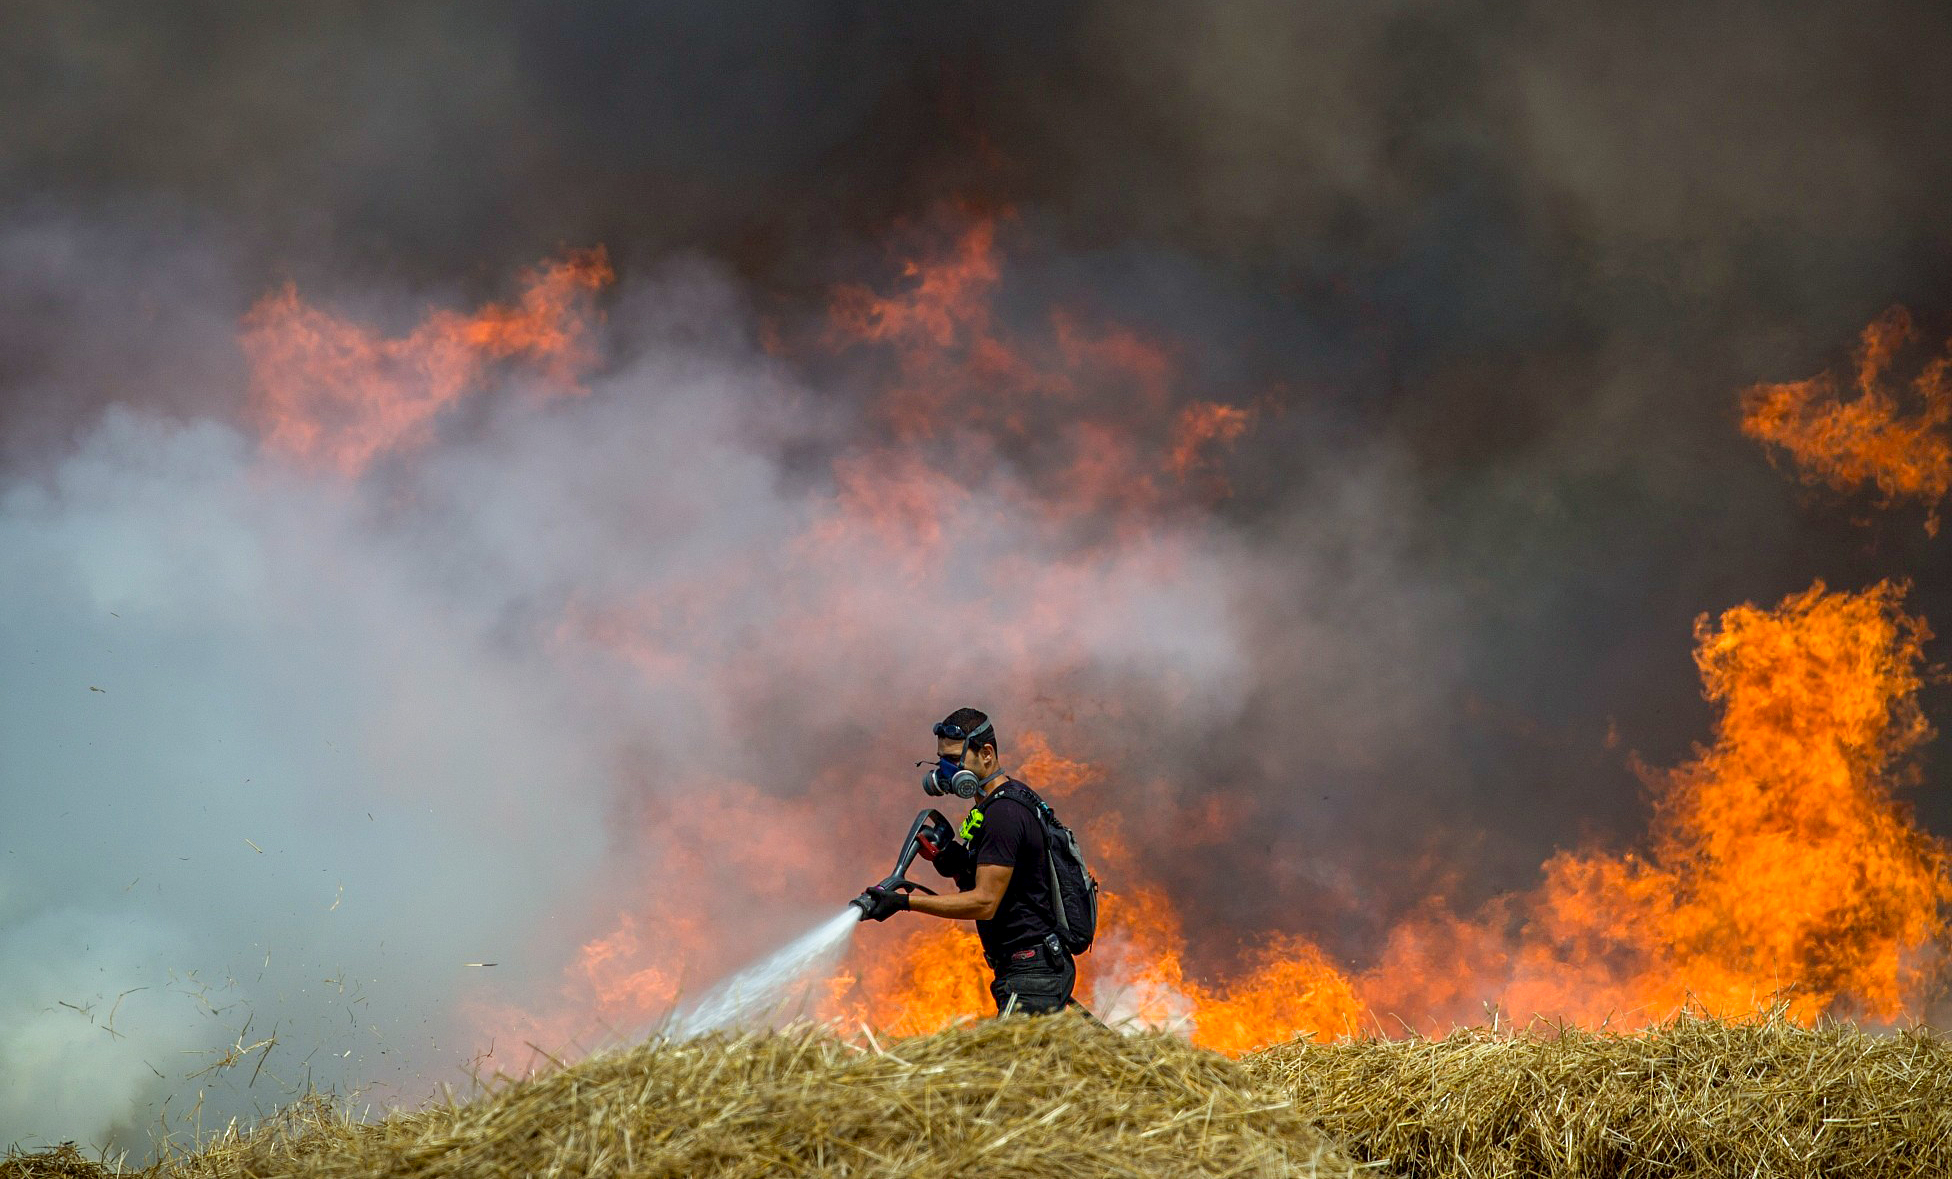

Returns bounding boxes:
[890,808,951,882]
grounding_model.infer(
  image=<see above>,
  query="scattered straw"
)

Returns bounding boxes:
[1,1144,120,1179]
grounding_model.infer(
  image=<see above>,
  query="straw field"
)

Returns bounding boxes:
[7,1015,1354,1179]
[6,1010,1949,1178]
[1249,1009,1952,1177]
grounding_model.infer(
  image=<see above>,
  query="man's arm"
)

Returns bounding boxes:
[908,863,1013,921]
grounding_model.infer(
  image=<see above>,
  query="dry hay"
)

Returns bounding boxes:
[1245,1007,1952,1178]
[12,1009,1952,1178]
[99,1013,1349,1178]
[1,1144,120,1179]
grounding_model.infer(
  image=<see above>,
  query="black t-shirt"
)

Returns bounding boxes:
[967,780,1056,962]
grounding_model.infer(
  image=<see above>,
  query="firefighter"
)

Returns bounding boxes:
[855,708,1082,1015]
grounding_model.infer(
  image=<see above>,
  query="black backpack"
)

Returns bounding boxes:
[988,780,1099,955]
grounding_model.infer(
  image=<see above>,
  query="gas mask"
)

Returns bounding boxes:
[920,718,995,799]
[924,755,983,799]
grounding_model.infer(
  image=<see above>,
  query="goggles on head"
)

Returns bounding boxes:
[932,719,992,744]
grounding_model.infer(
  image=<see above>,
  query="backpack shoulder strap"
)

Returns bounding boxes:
[988,778,1080,944]
[986,778,1045,813]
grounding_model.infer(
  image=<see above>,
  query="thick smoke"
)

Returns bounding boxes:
[7,0,1952,1154]
[0,221,1450,1149]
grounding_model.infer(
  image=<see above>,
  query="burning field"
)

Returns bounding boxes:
[12,221,1952,1172]
[9,0,1952,1170]
[454,224,1952,1055]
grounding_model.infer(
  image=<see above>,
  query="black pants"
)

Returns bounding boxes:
[988,938,1078,1016]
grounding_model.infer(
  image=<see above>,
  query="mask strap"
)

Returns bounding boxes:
[960,719,993,765]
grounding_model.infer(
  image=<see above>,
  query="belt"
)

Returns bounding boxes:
[987,933,1068,971]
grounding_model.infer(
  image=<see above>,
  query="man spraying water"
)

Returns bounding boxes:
[853,708,1099,1017]
[666,708,1098,1040]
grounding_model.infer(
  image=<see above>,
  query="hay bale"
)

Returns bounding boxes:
[1244,1009,1952,1178]
[168,1013,1357,1178]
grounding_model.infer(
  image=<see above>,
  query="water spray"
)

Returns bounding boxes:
[661,908,864,1039]
[662,809,952,1039]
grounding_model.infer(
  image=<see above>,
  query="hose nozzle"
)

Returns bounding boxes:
[850,874,932,922]
[850,808,950,919]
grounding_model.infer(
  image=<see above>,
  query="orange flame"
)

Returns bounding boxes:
[828,923,992,1038]
[818,211,1254,519]
[574,912,681,1012]
[242,249,612,475]
[827,215,1001,353]
[1637,580,1947,1017]
[1741,307,1952,532]
[1167,401,1254,479]
[1368,580,1952,1029]
[835,583,1950,1046]
[1189,936,1367,1053]
[1078,886,1365,1053]
[830,881,1364,1055]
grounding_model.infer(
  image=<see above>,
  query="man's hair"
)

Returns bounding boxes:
[941,707,1000,759]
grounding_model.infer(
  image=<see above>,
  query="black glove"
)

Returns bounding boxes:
[853,883,910,922]
[929,840,972,879]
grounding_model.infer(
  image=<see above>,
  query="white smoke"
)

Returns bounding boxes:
[0,406,616,1150]
[1085,933,1198,1035]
